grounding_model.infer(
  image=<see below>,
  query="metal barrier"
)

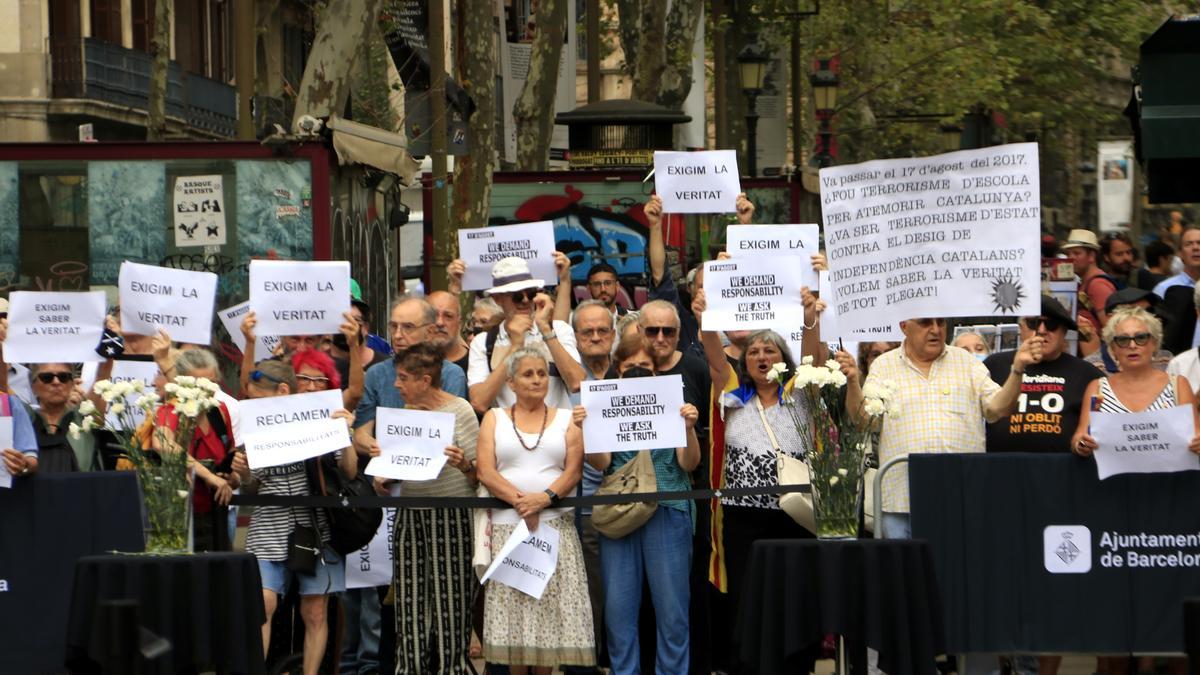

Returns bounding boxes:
[872,455,908,539]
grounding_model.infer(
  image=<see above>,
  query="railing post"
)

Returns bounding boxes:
[873,456,909,539]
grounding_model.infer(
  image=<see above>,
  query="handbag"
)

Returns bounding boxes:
[286,516,321,575]
[756,398,816,534]
[472,484,493,580]
[592,451,658,539]
[312,454,383,557]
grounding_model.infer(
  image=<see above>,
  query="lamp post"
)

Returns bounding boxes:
[809,58,839,168]
[737,38,770,177]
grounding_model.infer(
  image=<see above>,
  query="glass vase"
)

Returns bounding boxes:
[138,460,194,554]
[806,450,864,540]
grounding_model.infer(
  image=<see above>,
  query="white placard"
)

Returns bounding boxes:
[580,375,687,454]
[654,150,740,214]
[726,224,820,290]
[820,143,1041,333]
[346,507,397,589]
[818,271,905,343]
[784,328,805,364]
[701,258,804,332]
[105,360,161,431]
[217,301,281,358]
[249,260,350,337]
[365,407,454,481]
[173,175,227,247]
[1090,405,1198,480]
[118,262,218,344]
[4,291,106,363]
[0,417,12,489]
[480,520,560,600]
[458,221,558,292]
[239,389,348,469]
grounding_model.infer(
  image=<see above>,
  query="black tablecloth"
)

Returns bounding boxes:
[66,552,266,675]
[735,539,945,675]
[0,472,143,675]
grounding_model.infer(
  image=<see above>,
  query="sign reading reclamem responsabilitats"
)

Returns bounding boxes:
[365,407,454,482]
[1090,405,1199,480]
[118,262,218,344]
[457,221,558,292]
[3,291,106,363]
[653,150,740,213]
[239,389,349,469]
[725,224,821,290]
[481,520,560,599]
[702,258,804,332]
[248,260,350,337]
[820,143,1042,333]
[580,374,686,454]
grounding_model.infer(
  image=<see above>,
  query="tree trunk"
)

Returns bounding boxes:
[292,0,382,130]
[512,0,566,171]
[451,0,496,235]
[616,0,641,84]
[655,0,701,110]
[145,0,172,140]
[630,1,666,102]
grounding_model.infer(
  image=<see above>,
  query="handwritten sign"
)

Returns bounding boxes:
[217,301,281,358]
[0,418,12,489]
[4,291,106,363]
[481,520,560,599]
[173,175,226,247]
[365,407,454,481]
[239,389,348,469]
[346,507,396,589]
[119,262,217,344]
[702,258,804,332]
[580,374,686,454]
[105,360,161,431]
[654,150,740,213]
[820,144,1041,332]
[817,271,904,342]
[1090,405,1198,480]
[458,221,557,292]
[249,260,350,337]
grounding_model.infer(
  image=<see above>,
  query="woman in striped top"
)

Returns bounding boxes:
[1072,306,1200,456]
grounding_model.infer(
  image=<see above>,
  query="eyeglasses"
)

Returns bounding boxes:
[914,318,947,328]
[588,279,617,288]
[578,327,612,338]
[296,374,331,385]
[1022,317,1063,332]
[644,326,678,337]
[389,321,429,335]
[36,371,73,384]
[250,369,285,385]
[1112,332,1152,348]
[507,289,538,302]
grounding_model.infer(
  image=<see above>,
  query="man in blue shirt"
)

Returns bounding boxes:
[1152,227,1200,349]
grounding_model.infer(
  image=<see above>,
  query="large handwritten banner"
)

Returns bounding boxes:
[580,374,686,454]
[702,258,804,331]
[119,262,217,344]
[1091,405,1198,480]
[4,291,106,363]
[654,150,740,213]
[249,260,349,336]
[458,221,557,292]
[365,407,454,481]
[820,143,1041,332]
[239,389,347,469]
[481,520,560,599]
[726,224,820,289]
[817,271,904,342]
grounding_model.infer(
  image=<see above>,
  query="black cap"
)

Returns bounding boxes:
[1104,287,1157,315]
[1035,294,1078,332]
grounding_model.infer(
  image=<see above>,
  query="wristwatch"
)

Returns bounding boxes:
[542,330,558,342]
[543,488,560,505]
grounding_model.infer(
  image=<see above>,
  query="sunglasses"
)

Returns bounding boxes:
[1112,332,1152,348]
[1022,317,1063,332]
[296,374,330,385]
[507,289,538,302]
[644,326,678,338]
[36,371,74,384]
[250,369,285,385]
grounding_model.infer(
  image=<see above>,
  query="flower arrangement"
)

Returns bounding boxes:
[774,357,897,539]
[72,375,221,553]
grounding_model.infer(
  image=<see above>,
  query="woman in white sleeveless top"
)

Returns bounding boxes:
[476,348,595,673]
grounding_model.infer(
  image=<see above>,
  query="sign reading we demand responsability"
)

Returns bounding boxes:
[820,143,1042,332]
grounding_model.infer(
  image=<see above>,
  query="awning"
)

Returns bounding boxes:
[328,115,422,187]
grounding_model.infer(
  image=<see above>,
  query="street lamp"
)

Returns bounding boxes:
[809,58,839,168]
[737,38,770,177]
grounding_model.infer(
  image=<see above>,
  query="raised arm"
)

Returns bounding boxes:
[983,335,1044,422]
[646,195,667,286]
[692,287,732,388]
[447,259,465,296]
[238,312,258,395]
[340,312,365,410]
[552,251,574,324]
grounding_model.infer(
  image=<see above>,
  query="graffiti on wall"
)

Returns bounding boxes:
[235,160,313,265]
[0,163,18,280]
[88,161,167,285]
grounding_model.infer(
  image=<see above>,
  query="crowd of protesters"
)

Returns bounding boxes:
[2,200,1199,675]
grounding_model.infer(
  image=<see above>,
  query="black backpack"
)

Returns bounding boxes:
[307,453,382,556]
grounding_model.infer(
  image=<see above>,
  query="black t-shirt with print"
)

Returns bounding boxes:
[984,350,1102,453]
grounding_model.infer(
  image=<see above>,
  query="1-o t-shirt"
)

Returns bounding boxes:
[983,350,1102,453]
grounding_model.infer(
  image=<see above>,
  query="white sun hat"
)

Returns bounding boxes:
[484,256,546,296]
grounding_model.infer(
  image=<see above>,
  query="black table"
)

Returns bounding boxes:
[66,552,267,675]
[735,539,946,675]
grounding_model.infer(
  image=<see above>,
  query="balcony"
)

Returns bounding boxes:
[50,37,237,138]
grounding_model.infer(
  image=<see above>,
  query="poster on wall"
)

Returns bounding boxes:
[88,162,167,285]
[173,175,227,247]
[236,160,313,265]
[1097,140,1134,233]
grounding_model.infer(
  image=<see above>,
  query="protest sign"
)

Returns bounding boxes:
[818,272,904,343]
[580,374,687,454]
[239,389,349,469]
[1090,405,1199,480]
[481,520,560,600]
[365,407,454,481]
[217,301,280,358]
[105,360,161,431]
[458,221,557,292]
[249,260,349,337]
[701,258,804,332]
[4,291,106,363]
[725,224,821,290]
[0,417,11,489]
[820,143,1041,332]
[173,175,226,247]
[653,150,740,213]
[346,507,397,589]
[118,262,217,344]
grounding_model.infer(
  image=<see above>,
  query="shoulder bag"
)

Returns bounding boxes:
[756,397,816,534]
[592,451,658,539]
[312,454,383,556]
